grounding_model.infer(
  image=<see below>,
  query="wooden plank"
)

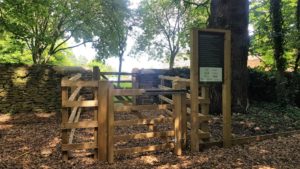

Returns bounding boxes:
[186,108,211,122]
[115,143,175,155]
[110,80,133,83]
[61,87,69,161]
[190,29,200,152]
[107,84,115,164]
[223,30,232,147]
[165,109,173,117]
[158,95,174,104]
[186,94,210,104]
[173,81,182,155]
[114,131,175,141]
[93,82,98,160]
[158,85,172,90]
[114,104,173,112]
[63,100,98,107]
[61,80,98,87]
[61,121,98,129]
[68,107,82,144]
[68,96,82,123]
[112,89,145,96]
[68,87,82,101]
[180,83,187,148]
[198,129,210,139]
[98,81,109,161]
[69,73,82,81]
[62,142,97,151]
[115,117,173,126]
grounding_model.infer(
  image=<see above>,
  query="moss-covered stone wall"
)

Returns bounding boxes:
[0,64,92,113]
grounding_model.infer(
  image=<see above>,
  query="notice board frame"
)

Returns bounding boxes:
[190,28,232,151]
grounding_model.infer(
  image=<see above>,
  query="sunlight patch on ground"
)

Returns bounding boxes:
[140,155,159,165]
[256,166,276,169]
[0,114,12,123]
[34,112,56,118]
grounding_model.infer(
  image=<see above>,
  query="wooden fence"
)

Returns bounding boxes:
[61,71,186,163]
[158,75,211,147]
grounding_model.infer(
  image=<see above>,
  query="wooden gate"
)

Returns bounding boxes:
[61,73,186,163]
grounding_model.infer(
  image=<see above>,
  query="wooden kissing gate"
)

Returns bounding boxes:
[60,70,187,163]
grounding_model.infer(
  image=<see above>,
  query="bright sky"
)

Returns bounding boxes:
[71,0,169,72]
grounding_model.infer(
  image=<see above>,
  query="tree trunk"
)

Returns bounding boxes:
[117,53,123,88]
[294,4,300,74]
[270,0,287,106]
[208,0,249,113]
[169,52,176,69]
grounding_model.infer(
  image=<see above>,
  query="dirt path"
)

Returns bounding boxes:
[0,112,299,169]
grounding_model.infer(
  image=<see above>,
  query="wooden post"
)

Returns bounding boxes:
[173,81,182,155]
[98,81,109,161]
[222,30,232,147]
[107,84,114,163]
[93,66,100,159]
[190,29,200,151]
[61,85,69,161]
[180,82,187,148]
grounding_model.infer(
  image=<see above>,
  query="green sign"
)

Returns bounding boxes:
[198,31,225,83]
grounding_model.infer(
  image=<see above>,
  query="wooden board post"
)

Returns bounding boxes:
[61,86,69,161]
[190,29,200,151]
[98,81,109,161]
[173,81,182,155]
[222,30,232,147]
[107,84,115,163]
[93,66,100,159]
[180,82,187,148]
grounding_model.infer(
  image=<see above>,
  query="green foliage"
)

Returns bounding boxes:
[0,0,129,64]
[87,60,114,72]
[250,0,298,70]
[132,0,209,68]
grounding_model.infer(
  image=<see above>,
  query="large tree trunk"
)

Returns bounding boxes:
[295,0,300,73]
[117,53,123,88]
[169,52,176,69]
[208,0,249,113]
[270,0,287,106]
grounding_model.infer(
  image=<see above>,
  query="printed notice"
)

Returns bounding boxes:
[199,67,223,82]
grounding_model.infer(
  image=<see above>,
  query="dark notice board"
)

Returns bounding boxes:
[198,31,225,83]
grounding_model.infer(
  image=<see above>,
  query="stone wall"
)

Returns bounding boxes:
[0,64,166,113]
[0,64,92,113]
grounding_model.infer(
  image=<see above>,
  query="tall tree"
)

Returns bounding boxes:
[270,0,288,105]
[209,0,249,113]
[0,0,129,64]
[133,0,186,69]
[295,0,300,73]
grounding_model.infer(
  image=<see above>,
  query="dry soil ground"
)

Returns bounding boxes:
[0,112,300,169]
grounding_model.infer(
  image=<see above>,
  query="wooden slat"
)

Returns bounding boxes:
[165,109,173,117]
[115,117,173,126]
[68,96,82,122]
[61,121,98,129]
[110,80,133,83]
[108,84,115,163]
[114,131,175,141]
[158,95,173,104]
[173,81,183,155]
[61,80,98,87]
[61,87,69,161]
[187,108,212,122]
[68,87,82,101]
[68,107,82,144]
[69,73,82,81]
[186,94,210,104]
[63,100,98,107]
[198,129,210,139]
[158,85,172,90]
[112,89,145,96]
[115,143,175,155]
[114,104,173,112]
[62,142,97,151]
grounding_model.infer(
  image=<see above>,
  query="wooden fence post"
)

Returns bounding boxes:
[173,81,182,155]
[180,82,187,148]
[107,84,115,163]
[200,86,210,142]
[98,81,109,161]
[61,82,69,161]
[93,66,100,159]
